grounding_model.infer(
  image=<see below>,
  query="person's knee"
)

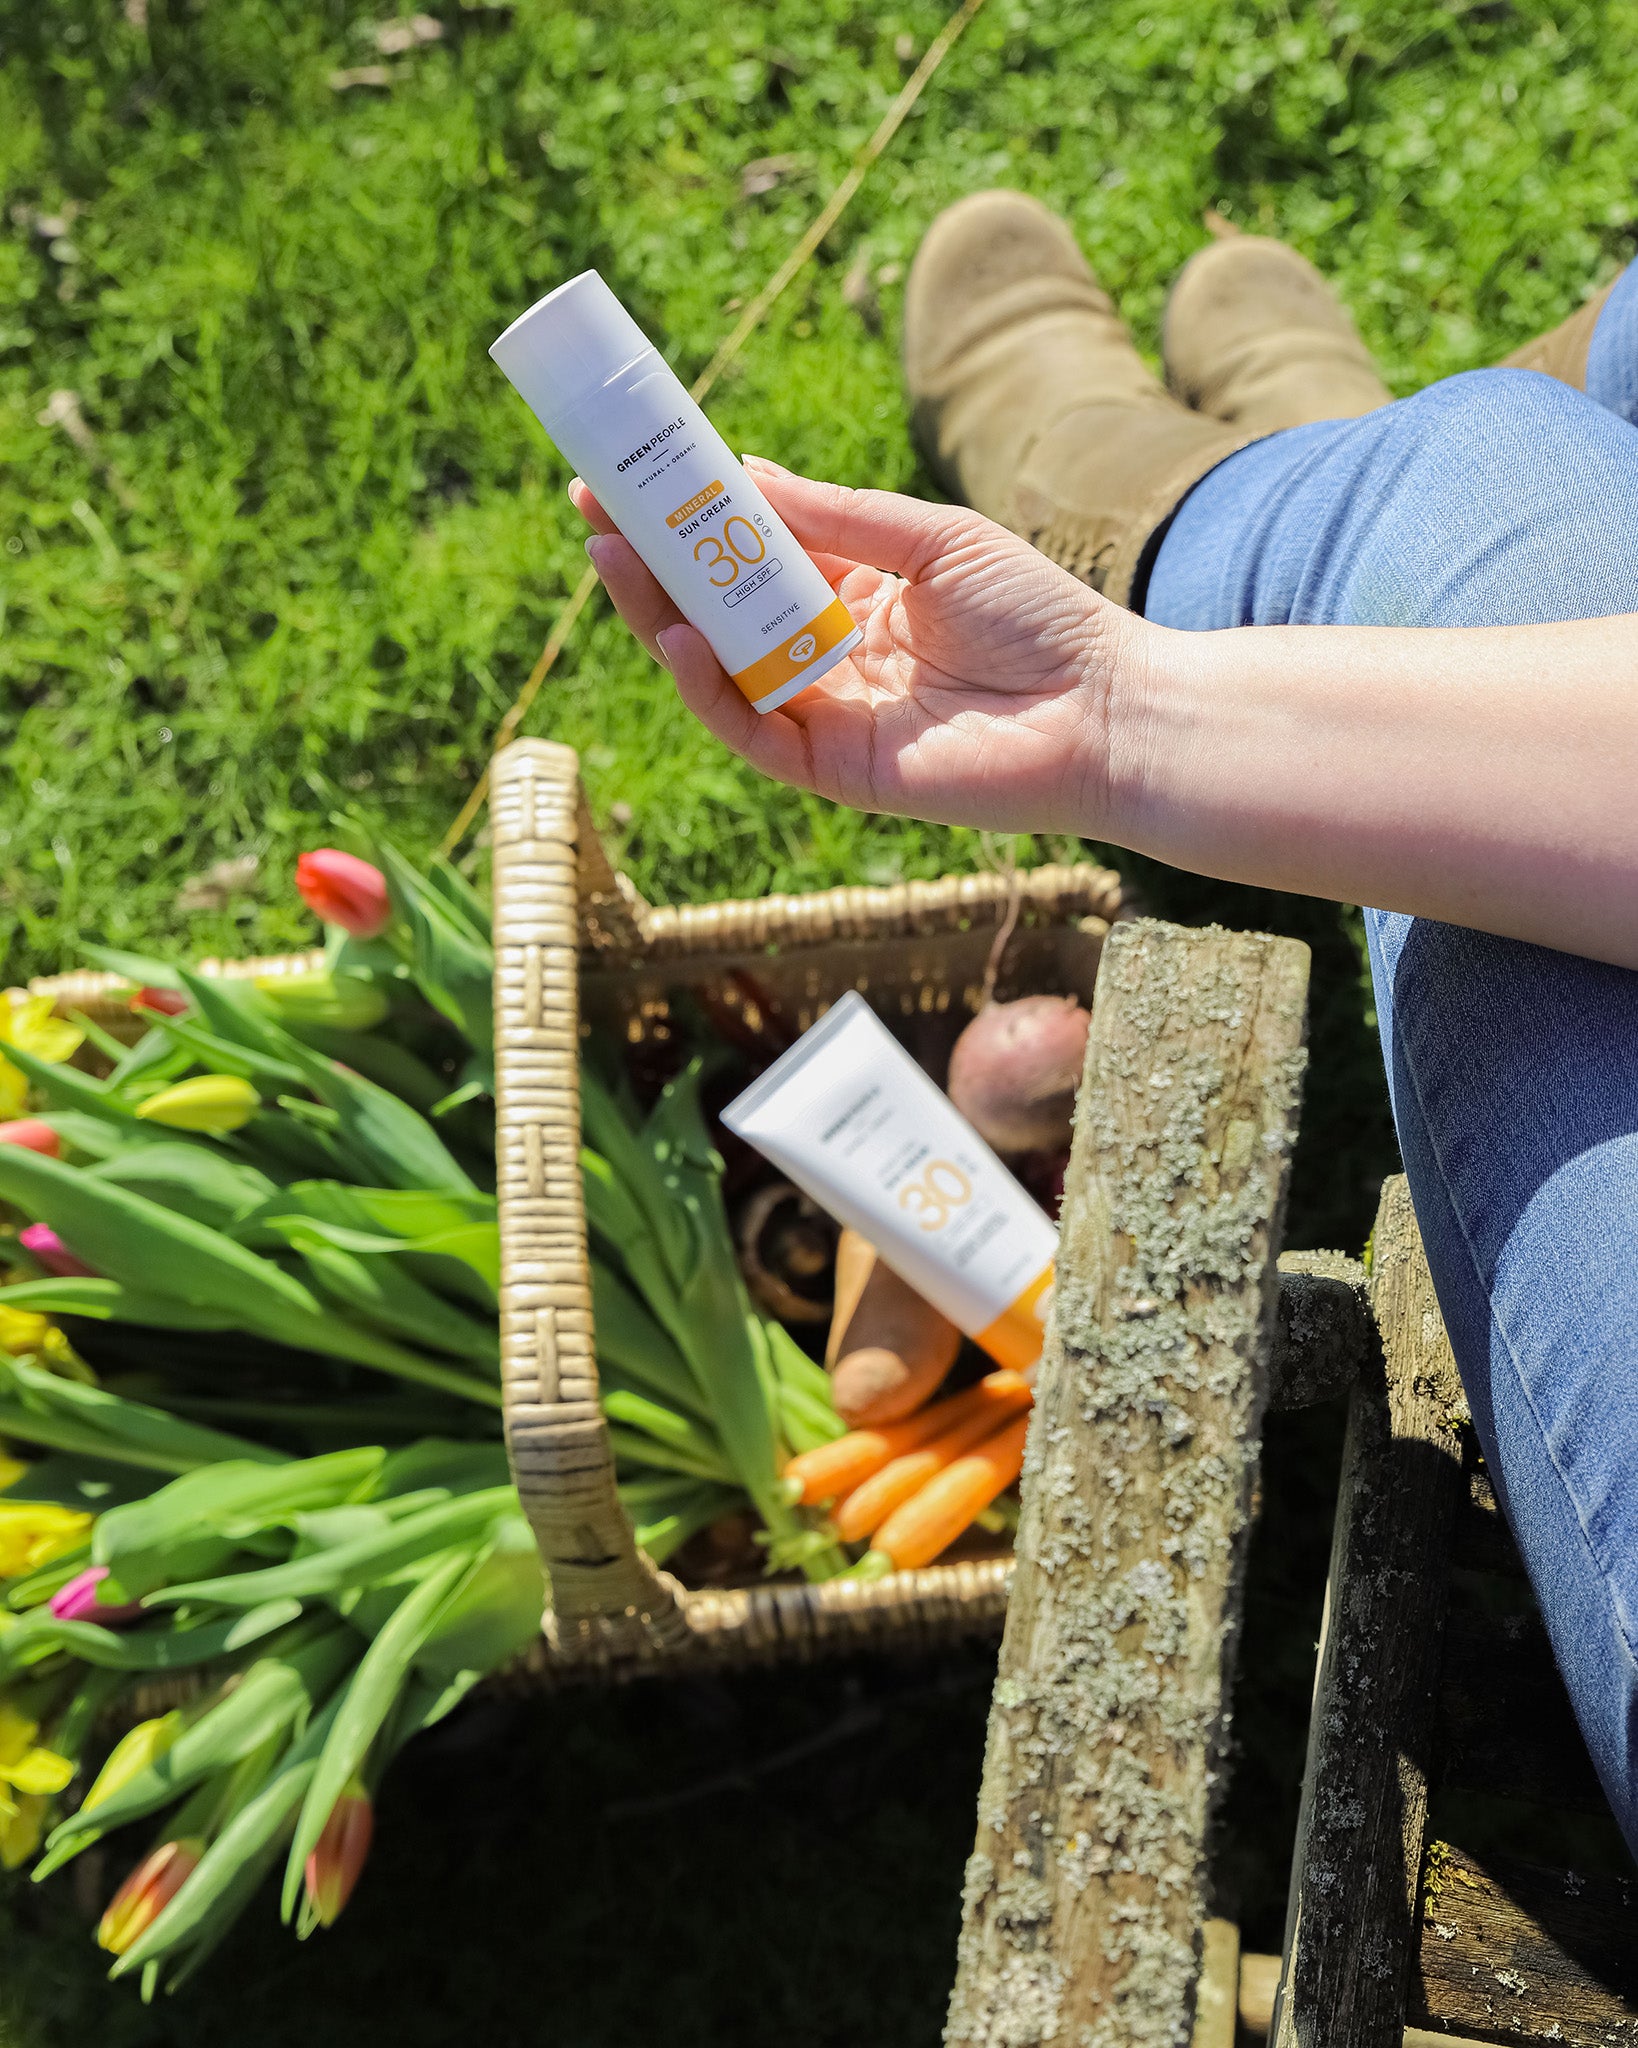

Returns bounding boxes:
[1335,367,1638,628]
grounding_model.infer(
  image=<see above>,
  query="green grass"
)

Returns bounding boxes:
[3,0,1635,990]
[3,0,1636,2037]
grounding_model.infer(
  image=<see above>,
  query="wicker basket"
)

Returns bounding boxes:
[29,738,1128,1681]
[487,739,1126,1676]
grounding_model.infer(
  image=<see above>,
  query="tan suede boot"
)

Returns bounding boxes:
[904,191,1251,607]
[1501,279,1617,387]
[1163,232,1391,434]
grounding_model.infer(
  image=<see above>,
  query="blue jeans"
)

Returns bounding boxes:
[1147,261,1638,1856]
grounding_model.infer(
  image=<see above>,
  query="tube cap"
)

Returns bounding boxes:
[489,271,656,438]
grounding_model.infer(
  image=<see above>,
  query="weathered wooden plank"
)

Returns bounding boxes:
[1270,1252,1370,1409]
[1272,1176,1467,2048]
[1436,1608,1608,1815]
[1411,1845,1638,2045]
[946,919,1309,2048]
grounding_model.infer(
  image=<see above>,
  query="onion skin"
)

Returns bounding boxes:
[946,994,1091,1155]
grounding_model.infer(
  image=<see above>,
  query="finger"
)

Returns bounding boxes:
[660,623,827,794]
[586,533,684,663]
[744,457,974,583]
[568,478,618,535]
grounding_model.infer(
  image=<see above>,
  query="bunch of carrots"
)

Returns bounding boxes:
[783,1370,1033,1571]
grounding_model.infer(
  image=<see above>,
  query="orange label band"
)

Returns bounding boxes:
[975,1265,1055,1372]
[729,595,858,705]
[667,480,724,528]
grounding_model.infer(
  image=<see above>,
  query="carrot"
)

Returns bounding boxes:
[832,1382,1033,1542]
[781,1371,1031,1506]
[871,1412,1032,1570]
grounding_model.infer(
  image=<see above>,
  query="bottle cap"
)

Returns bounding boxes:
[489,271,655,437]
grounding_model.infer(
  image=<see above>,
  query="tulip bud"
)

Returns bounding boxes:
[50,1564,145,1626]
[82,1712,183,1814]
[18,1224,96,1279]
[0,1121,60,1157]
[252,970,389,1031]
[134,1074,260,1133]
[303,1780,373,1926]
[97,1837,203,1954]
[131,986,188,1017]
[295,850,391,939]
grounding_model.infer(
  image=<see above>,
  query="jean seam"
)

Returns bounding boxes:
[1394,1017,1638,1680]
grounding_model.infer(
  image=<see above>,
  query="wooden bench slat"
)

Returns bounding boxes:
[1436,1610,1608,1816]
[1412,1845,1638,2046]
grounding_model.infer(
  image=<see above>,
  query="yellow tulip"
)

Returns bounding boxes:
[0,1790,48,1870]
[0,1702,74,1868]
[0,1302,93,1383]
[0,993,84,1122]
[81,1710,183,1813]
[0,1454,26,1493]
[0,1501,92,1577]
[134,1074,260,1133]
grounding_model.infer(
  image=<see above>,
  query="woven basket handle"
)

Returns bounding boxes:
[490,738,690,1654]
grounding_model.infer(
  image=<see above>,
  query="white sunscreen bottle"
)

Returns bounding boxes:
[490,272,863,713]
[722,993,1058,1372]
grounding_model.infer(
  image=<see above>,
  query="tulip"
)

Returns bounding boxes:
[0,1120,60,1157]
[82,1711,183,1814]
[50,1564,145,1626]
[0,1501,91,1576]
[0,1790,48,1871]
[97,1837,204,1954]
[17,1224,97,1279]
[295,850,391,938]
[0,993,83,1122]
[134,1074,260,1133]
[253,969,389,1031]
[131,985,188,1017]
[303,1780,373,1926]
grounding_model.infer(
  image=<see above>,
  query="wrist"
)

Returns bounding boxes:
[1073,598,1175,850]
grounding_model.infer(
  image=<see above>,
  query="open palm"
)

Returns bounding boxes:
[574,460,1132,835]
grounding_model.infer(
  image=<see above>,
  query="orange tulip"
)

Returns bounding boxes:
[295,850,391,938]
[97,1838,203,1955]
[304,1781,373,1926]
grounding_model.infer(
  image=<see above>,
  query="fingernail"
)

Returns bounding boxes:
[655,625,684,672]
[742,453,790,476]
[585,535,611,568]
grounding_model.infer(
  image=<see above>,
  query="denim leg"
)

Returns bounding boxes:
[1146,351,1638,1850]
[1585,258,1638,425]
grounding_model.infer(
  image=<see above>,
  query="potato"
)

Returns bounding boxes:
[827,1228,962,1426]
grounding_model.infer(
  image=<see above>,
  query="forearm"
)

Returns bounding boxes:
[1113,613,1638,967]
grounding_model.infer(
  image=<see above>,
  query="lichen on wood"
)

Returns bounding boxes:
[946,920,1309,2048]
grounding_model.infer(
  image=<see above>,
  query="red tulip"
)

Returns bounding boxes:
[303,1781,373,1926]
[131,986,187,1017]
[0,1121,60,1158]
[295,851,391,938]
[97,1838,203,1955]
[18,1225,96,1279]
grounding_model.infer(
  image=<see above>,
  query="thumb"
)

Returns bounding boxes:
[743,458,973,583]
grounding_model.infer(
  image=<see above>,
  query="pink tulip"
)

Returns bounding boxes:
[295,851,391,938]
[50,1565,145,1626]
[18,1225,97,1279]
[98,1839,203,1955]
[0,1121,60,1158]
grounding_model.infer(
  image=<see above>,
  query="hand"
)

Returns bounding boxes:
[571,460,1145,837]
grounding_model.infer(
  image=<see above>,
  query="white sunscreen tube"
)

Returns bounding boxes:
[490,271,862,714]
[722,993,1058,1372]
